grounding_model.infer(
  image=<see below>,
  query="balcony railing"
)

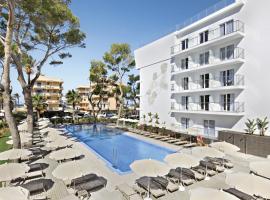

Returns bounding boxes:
[171,47,244,73]
[171,75,244,92]
[171,101,245,113]
[171,20,244,55]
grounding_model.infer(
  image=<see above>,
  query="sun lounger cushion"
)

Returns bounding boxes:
[74,177,107,193]
[136,177,165,198]
[153,177,178,192]
[71,173,98,185]
[116,184,142,200]
[224,188,256,200]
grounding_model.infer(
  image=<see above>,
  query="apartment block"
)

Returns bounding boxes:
[135,0,270,138]
[32,75,63,111]
[76,84,118,113]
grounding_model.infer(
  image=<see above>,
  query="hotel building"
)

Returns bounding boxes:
[76,85,119,113]
[135,0,270,138]
[32,75,63,111]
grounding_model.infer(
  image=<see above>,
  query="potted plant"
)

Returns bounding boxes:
[257,117,269,136]
[154,113,160,133]
[244,119,256,134]
[148,112,153,132]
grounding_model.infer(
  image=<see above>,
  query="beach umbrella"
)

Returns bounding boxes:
[0,163,30,182]
[189,187,239,200]
[52,160,92,182]
[49,148,82,162]
[46,139,73,149]
[130,159,170,200]
[225,172,270,199]
[0,149,32,161]
[249,161,270,180]
[6,136,32,145]
[164,153,200,191]
[191,146,225,159]
[210,141,240,153]
[0,186,29,200]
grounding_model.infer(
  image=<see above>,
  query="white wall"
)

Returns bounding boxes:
[135,34,175,127]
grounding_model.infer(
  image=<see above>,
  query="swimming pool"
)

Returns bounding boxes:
[66,124,175,174]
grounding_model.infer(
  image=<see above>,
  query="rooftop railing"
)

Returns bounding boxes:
[176,0,236,30]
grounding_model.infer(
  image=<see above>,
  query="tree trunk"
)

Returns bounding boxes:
[72,104,75,123]
[23,87,34,134]
[37,110,40,120]
[1,0,21,149]
[116,82,124,126]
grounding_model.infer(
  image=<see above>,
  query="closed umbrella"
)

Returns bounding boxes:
[0,149,32,161]
[226,172,270,199]
[249,161,270,179]
[0,163,29,182]
[51,116,60,119]
[130,159,170,200]
[189,187,239,200]
[164,153,200,191]
[210,141,240,153]
[49,148,82,162]
[0,186,29,200]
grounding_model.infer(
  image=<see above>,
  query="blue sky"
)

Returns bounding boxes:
[11,0,221,97]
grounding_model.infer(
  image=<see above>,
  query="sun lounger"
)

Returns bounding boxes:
[152,176,178,192]
[205,157,234,168]
[20,178,54,196]
[71,174,98,186]
[136,177,165,198]
[200,160,225,173]
[74,177,107,193]
[223,188,256,200]
[191,165,217,176]
[116,183,143,200]
[176,167,204,181]
[173,140,188,146]
[167,169,194,186]
[166,139,180,144]
[159,137,173,142]
[183,143,197,148]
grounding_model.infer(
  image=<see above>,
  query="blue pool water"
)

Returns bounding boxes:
[66,124,175,173]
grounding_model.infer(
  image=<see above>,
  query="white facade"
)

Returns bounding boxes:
[135,0,270,138]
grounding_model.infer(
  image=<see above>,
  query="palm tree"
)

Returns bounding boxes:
[66,90,81,122]
[257,117,269,136]
[32,94,48,119]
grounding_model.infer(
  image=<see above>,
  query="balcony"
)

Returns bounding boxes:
[171,47,245,74]
[171,20,244,55]
[171,75,244,94]
[171,101,244,115]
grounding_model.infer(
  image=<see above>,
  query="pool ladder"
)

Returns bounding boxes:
[112,148,118,168]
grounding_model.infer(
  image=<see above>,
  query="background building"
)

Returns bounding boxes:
[76,84,119,113]
[135,0,270,138]
[32,75,63,111]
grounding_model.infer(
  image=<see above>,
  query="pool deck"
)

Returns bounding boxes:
[36,126,267,200]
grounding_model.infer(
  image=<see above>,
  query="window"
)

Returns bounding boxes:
[220,69,234,86]
[221,93,235,111]
[183,77,189,90]
[199,51,210,65]
[181,39,189,50]
[171,102,175,109]
[200,73,210,88]
[171,84,175,91]
[181,96,189,110]
[181,118,190,129]
[204,120,215,136]
[200,30,209,44]
[181,58,189,69]
[220,44,234,60]
[220,20,234,36]
[200,95,210,111]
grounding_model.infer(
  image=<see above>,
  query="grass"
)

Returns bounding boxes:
[0,129,12,165]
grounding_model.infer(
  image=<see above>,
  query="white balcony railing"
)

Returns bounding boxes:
[171,47,244,73]
[171,75,244,92]
[171,101,245,113]
[171,20,244,55]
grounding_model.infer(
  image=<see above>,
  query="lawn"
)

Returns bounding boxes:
[0,129,12,165]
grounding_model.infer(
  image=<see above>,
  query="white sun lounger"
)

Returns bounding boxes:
[116,183,143,200]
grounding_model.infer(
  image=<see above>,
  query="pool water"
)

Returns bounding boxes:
[66,124,175,173]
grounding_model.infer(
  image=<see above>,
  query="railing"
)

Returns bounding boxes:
[176,0,236,30]
[171,47,245,73]
[171,74,244,92]
[171,20,244,55]
[172,101,245,113]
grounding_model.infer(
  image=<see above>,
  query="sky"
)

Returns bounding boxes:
[10,0,222,98]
